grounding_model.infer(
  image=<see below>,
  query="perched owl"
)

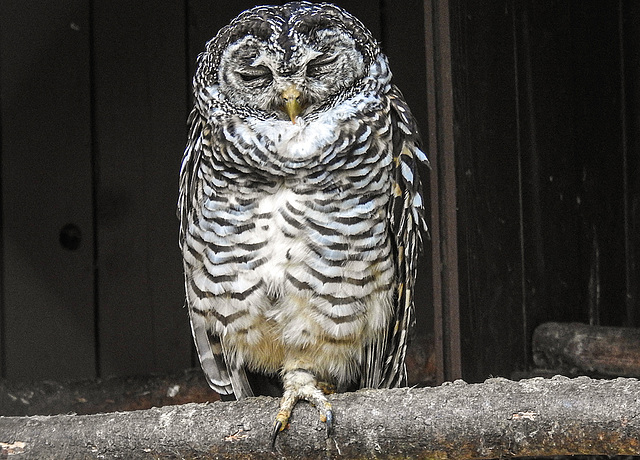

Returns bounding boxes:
[178,1,428,444]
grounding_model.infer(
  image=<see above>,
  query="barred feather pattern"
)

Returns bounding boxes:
[178,1,428,399]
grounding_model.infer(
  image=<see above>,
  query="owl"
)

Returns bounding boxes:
[178,1,428,444]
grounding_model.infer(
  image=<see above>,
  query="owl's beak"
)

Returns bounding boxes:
[281,85,303,124]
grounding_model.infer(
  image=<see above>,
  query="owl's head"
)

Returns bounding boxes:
[195,2,383,123]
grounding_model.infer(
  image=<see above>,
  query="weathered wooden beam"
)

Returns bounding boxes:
[533,322,640,377]
[1,376,639,459]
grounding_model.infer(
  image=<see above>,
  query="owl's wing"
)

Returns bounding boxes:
[178,108,204,245]
[188,309,233,395]
[178,108,253,399]
[363,86,429,389]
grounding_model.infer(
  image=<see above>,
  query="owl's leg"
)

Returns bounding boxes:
[271,368,333,447]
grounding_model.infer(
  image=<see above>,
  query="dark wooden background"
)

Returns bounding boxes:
[0,0,638,386]
[449,0,640,383]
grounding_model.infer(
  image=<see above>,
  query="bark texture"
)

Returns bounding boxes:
[1,376,639,459]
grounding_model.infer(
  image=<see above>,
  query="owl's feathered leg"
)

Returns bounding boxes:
[271,369,334,448]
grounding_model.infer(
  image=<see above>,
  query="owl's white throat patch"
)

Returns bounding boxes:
[245,109,349,163]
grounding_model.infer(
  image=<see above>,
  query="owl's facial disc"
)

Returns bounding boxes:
[217,29,366,120]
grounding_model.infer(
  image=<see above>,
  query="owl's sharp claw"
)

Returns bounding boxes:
[269,369,335,447]
[325,409,334,437]
[271,420,283,449]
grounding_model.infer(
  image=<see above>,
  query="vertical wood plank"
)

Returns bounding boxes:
[517,1,593,339]
[424,0,462,383]
[92,1,191,376]
[624,0,640,327]
[569,2,625,327]
[0,1,95,380]
[450,0,526,382]
[520,1,627,340]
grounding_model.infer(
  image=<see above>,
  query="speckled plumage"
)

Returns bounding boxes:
[178,1,427,435]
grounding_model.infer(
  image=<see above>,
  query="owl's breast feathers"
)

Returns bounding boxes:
[183,97,401,384]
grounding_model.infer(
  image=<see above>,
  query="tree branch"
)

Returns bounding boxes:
[1,376,639,459]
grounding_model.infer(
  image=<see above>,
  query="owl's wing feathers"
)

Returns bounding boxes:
[190,306,254,398]
[363,85,429,389]
[179,108,253,399]
[178,108,203,244]
[188,309,233,394]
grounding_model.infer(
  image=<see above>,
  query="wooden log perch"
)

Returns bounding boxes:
[533,322,640,377]
[1,376,639,459]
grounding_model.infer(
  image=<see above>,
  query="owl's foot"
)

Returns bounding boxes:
[270,369,333,448]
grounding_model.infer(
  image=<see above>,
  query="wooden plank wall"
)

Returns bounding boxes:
[450,0,528,382]
[517,2,627,333]
[91,1,190,379]
[450,0,639,383]
[0,1,96,380]
[626,1,640,328]
[0,1,432,382]
[0,0,193,381]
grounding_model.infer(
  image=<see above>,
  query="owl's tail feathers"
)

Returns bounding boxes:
[227,360,254,399]
[189,311,234,395]
[189,308,256,399]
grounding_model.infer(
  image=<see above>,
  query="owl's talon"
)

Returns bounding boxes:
[271,420,283,449]
[325,409,334,437]
[269,369,335,446]
[271,409,290,448]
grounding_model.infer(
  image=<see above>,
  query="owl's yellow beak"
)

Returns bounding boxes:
[281,86,303,124]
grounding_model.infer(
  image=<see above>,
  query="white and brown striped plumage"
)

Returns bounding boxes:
[178,1,427,438]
